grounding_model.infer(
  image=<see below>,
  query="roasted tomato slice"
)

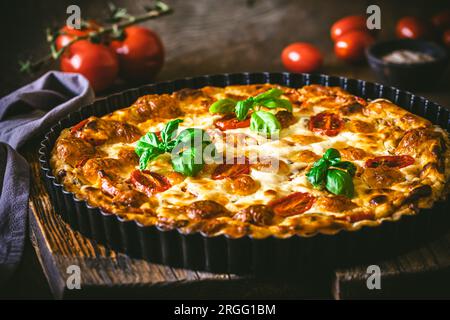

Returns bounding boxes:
[70,119,89,134]
[269,192,316,217]
[365,155,415,169]
[214,114,251,131]
[309,112,344,136]
[211,157,250,180]
[130,170,171,196]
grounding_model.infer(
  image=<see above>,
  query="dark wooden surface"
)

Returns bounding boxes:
[0,0,450,299]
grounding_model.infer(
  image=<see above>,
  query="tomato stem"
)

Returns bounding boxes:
[19,1,172,74]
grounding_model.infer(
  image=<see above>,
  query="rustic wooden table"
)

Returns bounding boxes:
[0,0,449,299]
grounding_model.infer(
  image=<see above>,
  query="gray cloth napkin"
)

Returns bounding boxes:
[0,71,94,283]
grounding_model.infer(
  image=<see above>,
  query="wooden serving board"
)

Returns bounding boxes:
[26,147,450,299]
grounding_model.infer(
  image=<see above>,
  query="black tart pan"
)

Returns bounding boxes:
[39,73,450,275]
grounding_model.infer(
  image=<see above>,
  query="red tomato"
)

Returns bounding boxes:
[214,114,251,131]
[269,192,316,217]
[110,26,164,83]
[309,112,344,136]
[443,29,450,48]
[281,42,323,73]
[55,20,100,50]
[334,30,374,62]
[330,15,368,42]
[431,10,450,31]
[130,170,171,197]
[396,16,431,39]
[211,157,250,180]
[70,119,89,134]
[365,155,415,169]
[60,40,119,92]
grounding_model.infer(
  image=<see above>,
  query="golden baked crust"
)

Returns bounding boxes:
[50,84,450,239]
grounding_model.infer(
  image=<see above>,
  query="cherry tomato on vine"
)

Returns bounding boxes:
[281,42,323,73]
[334,30,374,62]
[60,40,119,92]
[110,26,164,83]
[55,20,100,50]
[396,16,431,40]
[330,15,368,42]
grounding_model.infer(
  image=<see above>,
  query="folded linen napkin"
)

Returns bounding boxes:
[0,71,94,283]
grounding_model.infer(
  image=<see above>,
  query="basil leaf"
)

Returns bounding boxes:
[171,146,204,177]
[312,157,330,168]
[323,148,341,162]
[138,147,164,170]
[333,161,356,176]
[250,110,281,137]
[161,119,183,145]
[259,98,293,112]
[209,98,237,114]
[306,161,328,189]
[141,132,160,148]
[235,98,254,121]
[176,128,211,148]
[254,88,283,101]
[325,169,354,198]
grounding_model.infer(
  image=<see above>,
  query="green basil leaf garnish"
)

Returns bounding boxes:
[323,148,341,162]
[171,146,204,177]
[161,119,183,145]
[135,118,216,176]
[138,147,164,170]
[250,110,281,137]
[235,98,254,121]
[333,161,357,177]
[325,169,354,198]
[306,148,355,198]
[258,98,293,112]
[208,88,292,136]
[306,161,328,189]
[175,128,211,148]
[209,98,237,114]
[254,88,283,101]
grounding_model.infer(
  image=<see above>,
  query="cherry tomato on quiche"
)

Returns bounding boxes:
[60,40,119,92]
[211,157,250,180]
[269,192,316,217]
[110,26,164,83]
[214,114,251,131]
[309,112,344,136]
[365,155,415,169]
[130,170,171,197]
[330,15,368,42]
[396,16,431,40]
[281,42,323,73]
[334,30,374,62]
[55,20,101,50]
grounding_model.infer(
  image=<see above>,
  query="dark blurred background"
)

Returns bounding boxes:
[0,0,449,299]
[0,0,449,100]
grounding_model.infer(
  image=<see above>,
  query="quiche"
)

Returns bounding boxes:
[50,84,450,239]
